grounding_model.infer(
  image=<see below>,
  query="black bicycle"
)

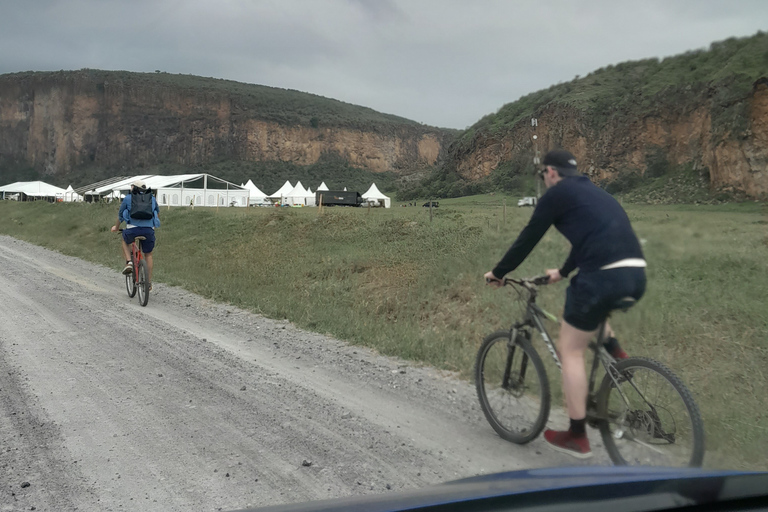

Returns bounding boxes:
[475,276,705,467]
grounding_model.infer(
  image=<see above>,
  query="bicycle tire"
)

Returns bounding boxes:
[125,252,137,298]
[596,356,705,467]
[475,330,550,444]
[137,260,149,307]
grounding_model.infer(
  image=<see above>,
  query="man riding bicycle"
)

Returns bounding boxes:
[484,149,646,459]
[110,180,160,290]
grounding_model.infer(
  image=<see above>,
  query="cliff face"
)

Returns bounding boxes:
[454,79,768,198]
[0,73,446,179]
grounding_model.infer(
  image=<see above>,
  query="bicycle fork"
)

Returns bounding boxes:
[502,328,530,394]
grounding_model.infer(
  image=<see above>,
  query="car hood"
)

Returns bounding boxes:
[231,466,768,512]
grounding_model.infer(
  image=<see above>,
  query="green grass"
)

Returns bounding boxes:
[1,198,766,469]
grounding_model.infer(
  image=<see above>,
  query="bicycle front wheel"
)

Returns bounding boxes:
[137,260,149,307]
[475,330,550,444]
[597,357,705,467]
[125,269,137,298]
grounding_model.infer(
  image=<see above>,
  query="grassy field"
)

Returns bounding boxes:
[1,197,766,469]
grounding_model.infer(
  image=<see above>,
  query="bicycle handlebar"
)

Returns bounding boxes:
[486,275,550,288]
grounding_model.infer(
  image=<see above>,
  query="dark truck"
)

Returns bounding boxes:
[316,191,363,207]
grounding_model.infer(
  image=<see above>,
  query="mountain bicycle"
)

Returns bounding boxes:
[475,276,705,467]
[120,230,150,307]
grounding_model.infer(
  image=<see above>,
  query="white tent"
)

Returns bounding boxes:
[64,185,83,202]
[80,174,250,207]
[0,181,67,201]
[362,183,391,208]
[268,181,294,204]
[244,179,269,205]
[304,186,316,206]
[317,182,329,191]
[284,181,316,206]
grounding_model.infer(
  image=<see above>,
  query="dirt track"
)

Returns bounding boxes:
[0,236,609,511]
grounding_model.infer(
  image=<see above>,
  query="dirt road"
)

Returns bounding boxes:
[0,236,607,511]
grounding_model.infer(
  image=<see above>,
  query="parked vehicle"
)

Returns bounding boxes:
[517,196,537,207]
[316,191,363,207]
[423,201,439,208]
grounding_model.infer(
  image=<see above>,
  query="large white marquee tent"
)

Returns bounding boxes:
[79,174,250,207]
[0,181,69,201]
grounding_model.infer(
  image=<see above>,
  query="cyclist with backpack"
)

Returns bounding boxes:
[110,180,160,288]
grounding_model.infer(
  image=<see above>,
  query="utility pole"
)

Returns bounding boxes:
[531,117,541,199]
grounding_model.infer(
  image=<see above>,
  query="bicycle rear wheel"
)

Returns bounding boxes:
[475,330,550,444]
[137,259,149,307]
[597,357,705,467]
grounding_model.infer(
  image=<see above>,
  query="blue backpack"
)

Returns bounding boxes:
[130,189,154,220]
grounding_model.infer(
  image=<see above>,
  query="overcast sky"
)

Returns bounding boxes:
[1,0,766,129]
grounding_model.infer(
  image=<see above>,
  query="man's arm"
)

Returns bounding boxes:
[111,197,129,231]
[559,248,577,278]
[152,196,161,227]
[491,203,556,279]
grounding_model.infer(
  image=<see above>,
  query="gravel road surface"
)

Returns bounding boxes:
[0,235,609,511]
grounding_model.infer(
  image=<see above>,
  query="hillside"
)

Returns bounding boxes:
[407,32,768,201]
[0,70,456,190]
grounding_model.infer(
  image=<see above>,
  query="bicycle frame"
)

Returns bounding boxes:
[505,278,627,405]
[130,239,144,285]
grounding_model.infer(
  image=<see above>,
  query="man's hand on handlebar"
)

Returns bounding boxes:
[545,268,563,284]
[110,225,119,233]
[484,271,503,289]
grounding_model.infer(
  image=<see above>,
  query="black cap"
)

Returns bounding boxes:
[542,149,580,176]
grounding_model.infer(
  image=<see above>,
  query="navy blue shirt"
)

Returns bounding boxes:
[492,176,644,278]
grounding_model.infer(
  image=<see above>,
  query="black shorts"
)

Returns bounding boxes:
[563,267,646,332]
[122,227,156,254]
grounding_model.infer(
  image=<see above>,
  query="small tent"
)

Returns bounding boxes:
[268,181,294,204]
[285,181,316,206]
[64,185,83,202]
[244,179,269,205]
[362,183,391,208]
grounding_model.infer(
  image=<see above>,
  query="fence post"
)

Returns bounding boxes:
[503,198,506,226]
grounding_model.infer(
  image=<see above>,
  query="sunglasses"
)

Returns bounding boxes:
[538,167,548,179]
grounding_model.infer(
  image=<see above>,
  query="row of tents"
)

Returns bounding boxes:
[0,175,392,208]
[244,180,391,208]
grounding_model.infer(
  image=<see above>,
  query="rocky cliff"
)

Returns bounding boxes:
[445,33,768,200]
[0,71,448,182]
[453,78,768,198]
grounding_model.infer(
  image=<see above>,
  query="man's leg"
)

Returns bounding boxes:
[145,252,153,283]
[559,319,595,420]
[120,238,131,262]
[120,235,133,275]
[544,319,595,459]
